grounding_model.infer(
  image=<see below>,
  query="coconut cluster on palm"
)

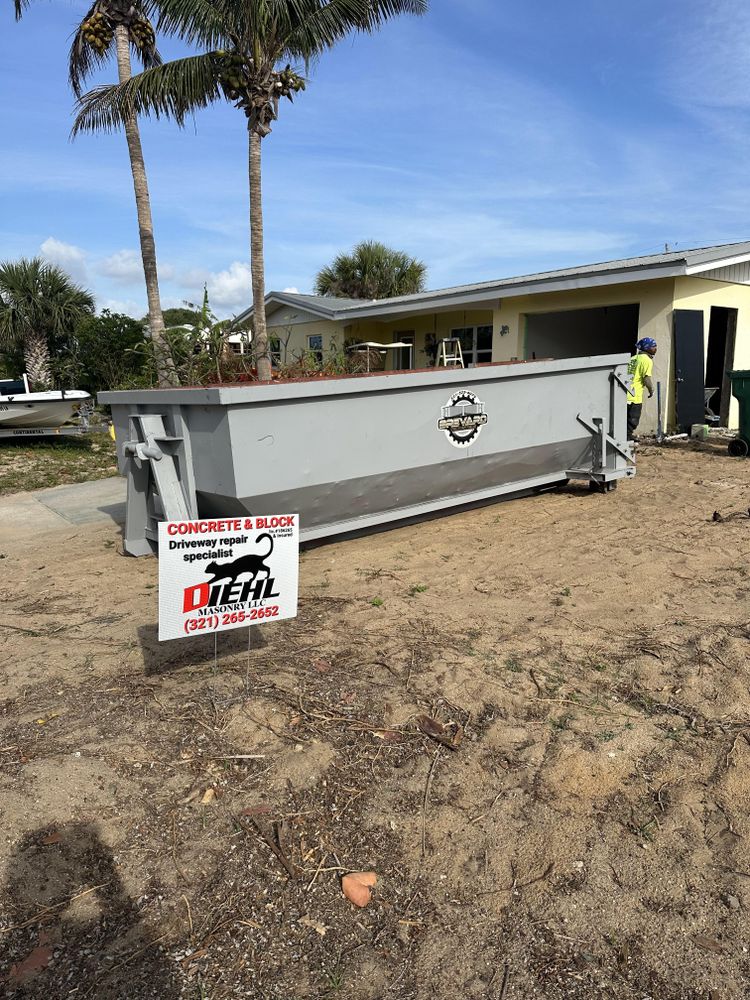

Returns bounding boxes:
[80,5,155,56]
[217,53,305,137]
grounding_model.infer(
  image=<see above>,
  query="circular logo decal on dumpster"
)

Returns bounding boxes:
[437,390,488,448]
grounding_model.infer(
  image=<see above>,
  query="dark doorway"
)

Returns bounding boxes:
[524,303,639,360]
[673,309,705,430]
[705,306,737,426]
[393,331,415,370]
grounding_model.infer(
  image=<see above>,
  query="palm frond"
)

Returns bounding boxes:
[314,240,426,299]
[133,38,162,75]
[281,0,428,60]
[13,0,30,20]
[0,257,94,350]
[72,52,223,134]
[147,0,231,48]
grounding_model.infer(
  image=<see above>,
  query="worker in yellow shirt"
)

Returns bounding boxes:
[626,337,657,440]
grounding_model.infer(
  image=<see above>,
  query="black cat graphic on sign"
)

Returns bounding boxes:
[204,533,274,585]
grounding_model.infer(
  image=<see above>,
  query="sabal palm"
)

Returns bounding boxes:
[315,240,426,299]
[0,258,95,389]
[73,0,428,381]
[13,0,178,387]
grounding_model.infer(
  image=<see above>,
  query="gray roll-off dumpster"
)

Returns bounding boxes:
[100,354,635,556]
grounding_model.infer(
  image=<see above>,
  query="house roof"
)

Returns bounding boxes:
[238,241,750,323]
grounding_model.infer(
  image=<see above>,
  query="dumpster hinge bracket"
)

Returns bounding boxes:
[121,413,196,556]
[576,413,634,465]
[611,371,632,396]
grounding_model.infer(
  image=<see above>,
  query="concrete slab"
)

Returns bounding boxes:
[35,476,126,526]
[0,492,70,539]
[0,476,125,544]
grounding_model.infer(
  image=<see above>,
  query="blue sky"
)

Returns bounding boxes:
[1,0,749,317]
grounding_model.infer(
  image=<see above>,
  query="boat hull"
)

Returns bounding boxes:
[0,393,90,428]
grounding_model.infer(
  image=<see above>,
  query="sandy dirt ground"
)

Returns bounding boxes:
[0,440,749,999]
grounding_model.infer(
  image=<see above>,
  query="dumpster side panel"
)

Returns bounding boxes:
[101,355,633,549]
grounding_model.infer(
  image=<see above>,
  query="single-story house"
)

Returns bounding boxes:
[238,242,750,434]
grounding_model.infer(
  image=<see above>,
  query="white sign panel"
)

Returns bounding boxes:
[158,515,299,641]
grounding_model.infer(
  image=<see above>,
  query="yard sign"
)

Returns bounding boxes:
[158,515,299,641]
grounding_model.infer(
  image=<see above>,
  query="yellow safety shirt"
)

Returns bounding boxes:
[627,353,653,405]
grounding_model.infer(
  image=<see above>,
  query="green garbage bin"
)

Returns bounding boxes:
[728,370,750,457]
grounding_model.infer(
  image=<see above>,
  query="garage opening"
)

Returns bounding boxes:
[524,303,640,361]
[705,306,737,426]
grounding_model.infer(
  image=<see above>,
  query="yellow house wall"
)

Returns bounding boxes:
[267,309,493,369]
[673,276,750,429]
[268,276,750,432]
[376,310,493,368]
[492,278,675,433]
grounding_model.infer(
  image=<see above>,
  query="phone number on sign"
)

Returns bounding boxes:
[184,606,280,633]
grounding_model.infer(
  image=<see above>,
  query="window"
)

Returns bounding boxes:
[451,326,493,366]
[230,341,243,355]
[269,337,282,368]
[307,334,324,364]
[393,332,415,370]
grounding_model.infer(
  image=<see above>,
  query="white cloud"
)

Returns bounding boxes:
[98,297,145,317]
[98,249,175,284]
[180,261,252,312]
[40,237,88,283]
[208,261,252,310]
[282,286,300,294]
[97,249,143,284]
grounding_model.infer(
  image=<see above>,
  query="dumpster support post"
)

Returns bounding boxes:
[566,368,634,486]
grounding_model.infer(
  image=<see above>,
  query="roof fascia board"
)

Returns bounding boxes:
[685,253,750,274]
[335,263,686,320]
[237,293,339,326]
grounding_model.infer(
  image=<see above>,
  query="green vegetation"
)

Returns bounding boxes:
[315,240,427,300]
[56,310,149,395]
[0,258,94,389]
[0,436,118,496]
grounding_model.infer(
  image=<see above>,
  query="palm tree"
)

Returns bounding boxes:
[72,0,428,381]
[13,0,178,387]
[0,258,95,389]
[315,240,426,299]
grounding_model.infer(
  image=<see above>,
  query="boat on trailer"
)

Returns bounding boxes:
[0,375,91,432]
